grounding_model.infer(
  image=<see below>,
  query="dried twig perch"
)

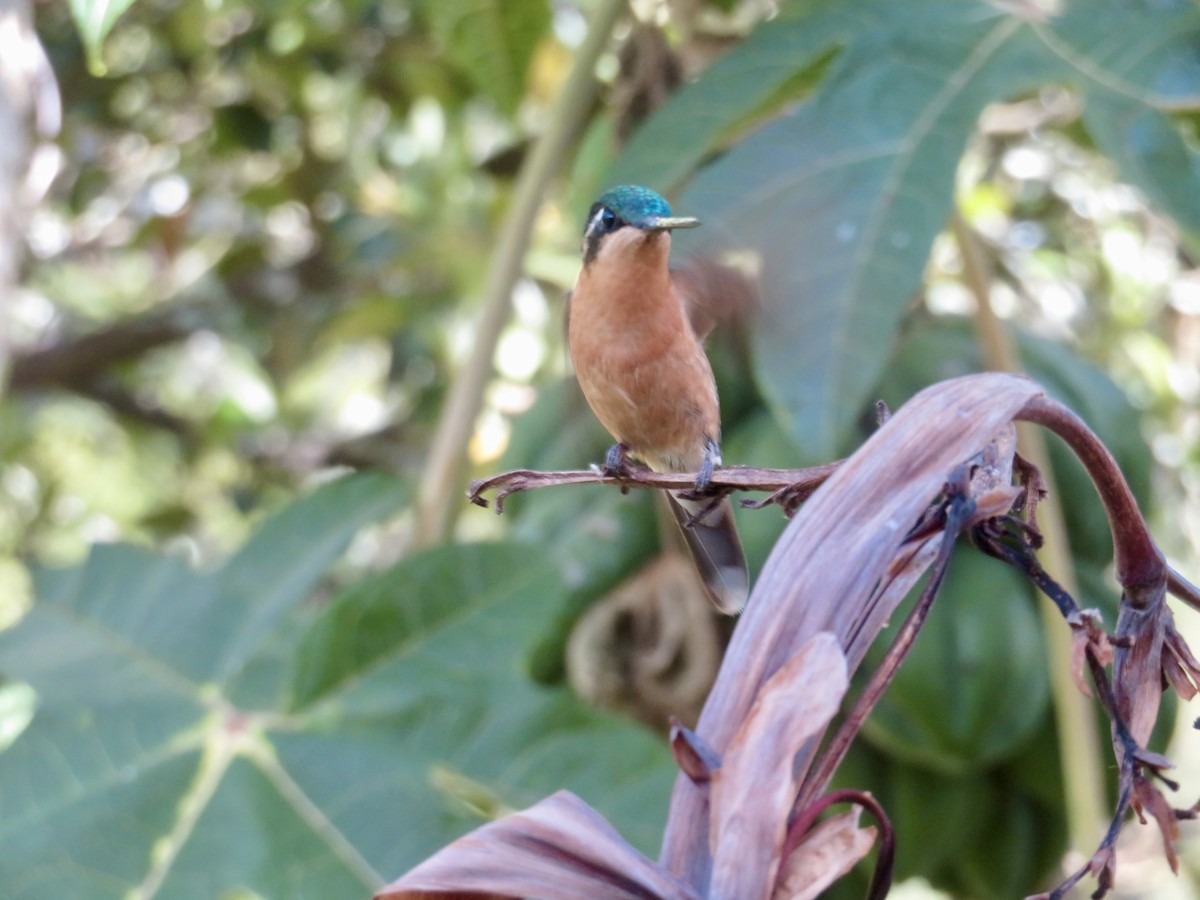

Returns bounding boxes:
[468,462,841,516]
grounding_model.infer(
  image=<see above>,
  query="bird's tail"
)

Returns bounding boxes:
[666,493,749,615]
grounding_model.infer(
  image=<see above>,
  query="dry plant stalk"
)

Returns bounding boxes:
[379,372,1200,900]
[468,461,841,517]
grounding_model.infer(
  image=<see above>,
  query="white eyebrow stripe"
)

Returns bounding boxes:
[584,213,603,241]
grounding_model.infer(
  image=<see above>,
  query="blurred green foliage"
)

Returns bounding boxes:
[0,475,675,897]
[2,0,1199,896]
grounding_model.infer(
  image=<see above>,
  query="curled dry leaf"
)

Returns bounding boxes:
[670,721,721,784]
[1162,620,1200,702]
[663,373,1046,885]
[374,790,699,900]
[1067,610,1111,699]
[708,633,848,900]
[771,809,876,900]
[1113,600,1169,747]
[1133,776,1182,874]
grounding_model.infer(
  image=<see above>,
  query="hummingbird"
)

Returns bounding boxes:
[568,184,749,614]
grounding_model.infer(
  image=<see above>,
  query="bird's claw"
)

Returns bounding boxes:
[691,438,721,494]
[601,443,632,477]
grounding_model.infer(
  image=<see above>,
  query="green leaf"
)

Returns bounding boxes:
[887,763,990,881]
[672,4,1052,461]
[419,0,551,115]
[68,0,139,75]
[0,479,674,898]
[217,475,409,688]
[608,0,850,192]
[831,730,1066,897]
[950,776,1066,899]
[861,550,1050,774]
[1044,0,1200,102]
[612,0,1200,460]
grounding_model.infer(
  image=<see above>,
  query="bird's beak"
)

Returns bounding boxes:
[646,215,700,231]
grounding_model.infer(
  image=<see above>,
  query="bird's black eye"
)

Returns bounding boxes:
[586,204,621,238]
[582,204,624,263]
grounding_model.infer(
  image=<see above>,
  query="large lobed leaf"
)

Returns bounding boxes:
[613,0,1200,461]
[0,474,674,898]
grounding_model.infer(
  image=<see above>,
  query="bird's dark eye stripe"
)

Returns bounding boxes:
[586,204,623,237]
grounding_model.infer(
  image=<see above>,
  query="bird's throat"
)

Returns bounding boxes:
[575,230,682,342]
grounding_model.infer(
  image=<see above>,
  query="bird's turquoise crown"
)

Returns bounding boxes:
[592,185,675,229]
[583,184,699,236]
[581,184,699,264]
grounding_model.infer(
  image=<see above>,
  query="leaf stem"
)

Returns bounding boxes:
[414,0,628,547]
[1016,394,1165,599]
[129,712,238,900]
[250,738,384,889]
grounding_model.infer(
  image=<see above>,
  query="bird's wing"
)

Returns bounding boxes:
[670,257,760,341]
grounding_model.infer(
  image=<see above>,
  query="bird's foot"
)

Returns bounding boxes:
[601,442,632,477]
[679,444,723,510]
[589,444,635,494]
[692,439,721,494]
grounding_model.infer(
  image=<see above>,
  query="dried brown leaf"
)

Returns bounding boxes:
[770,809,876,900]
[1163,619,1200,701]
[1070,623,1095,699]
[1089,844,1117,890]
[964,422,1021,524]
[1068,610,1112,699]
[1114,599,1168,746]
[670,720,720,784]
[708,633,849,900]
[375,791,698,900]
[662,373,1044,881]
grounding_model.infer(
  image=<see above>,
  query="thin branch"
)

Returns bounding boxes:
[1168,566,1200,613]
[5,306,211,439]
[414,0,628,547]
[83,379,194,438]
[8,307,194,389]
[466,461,841,514]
